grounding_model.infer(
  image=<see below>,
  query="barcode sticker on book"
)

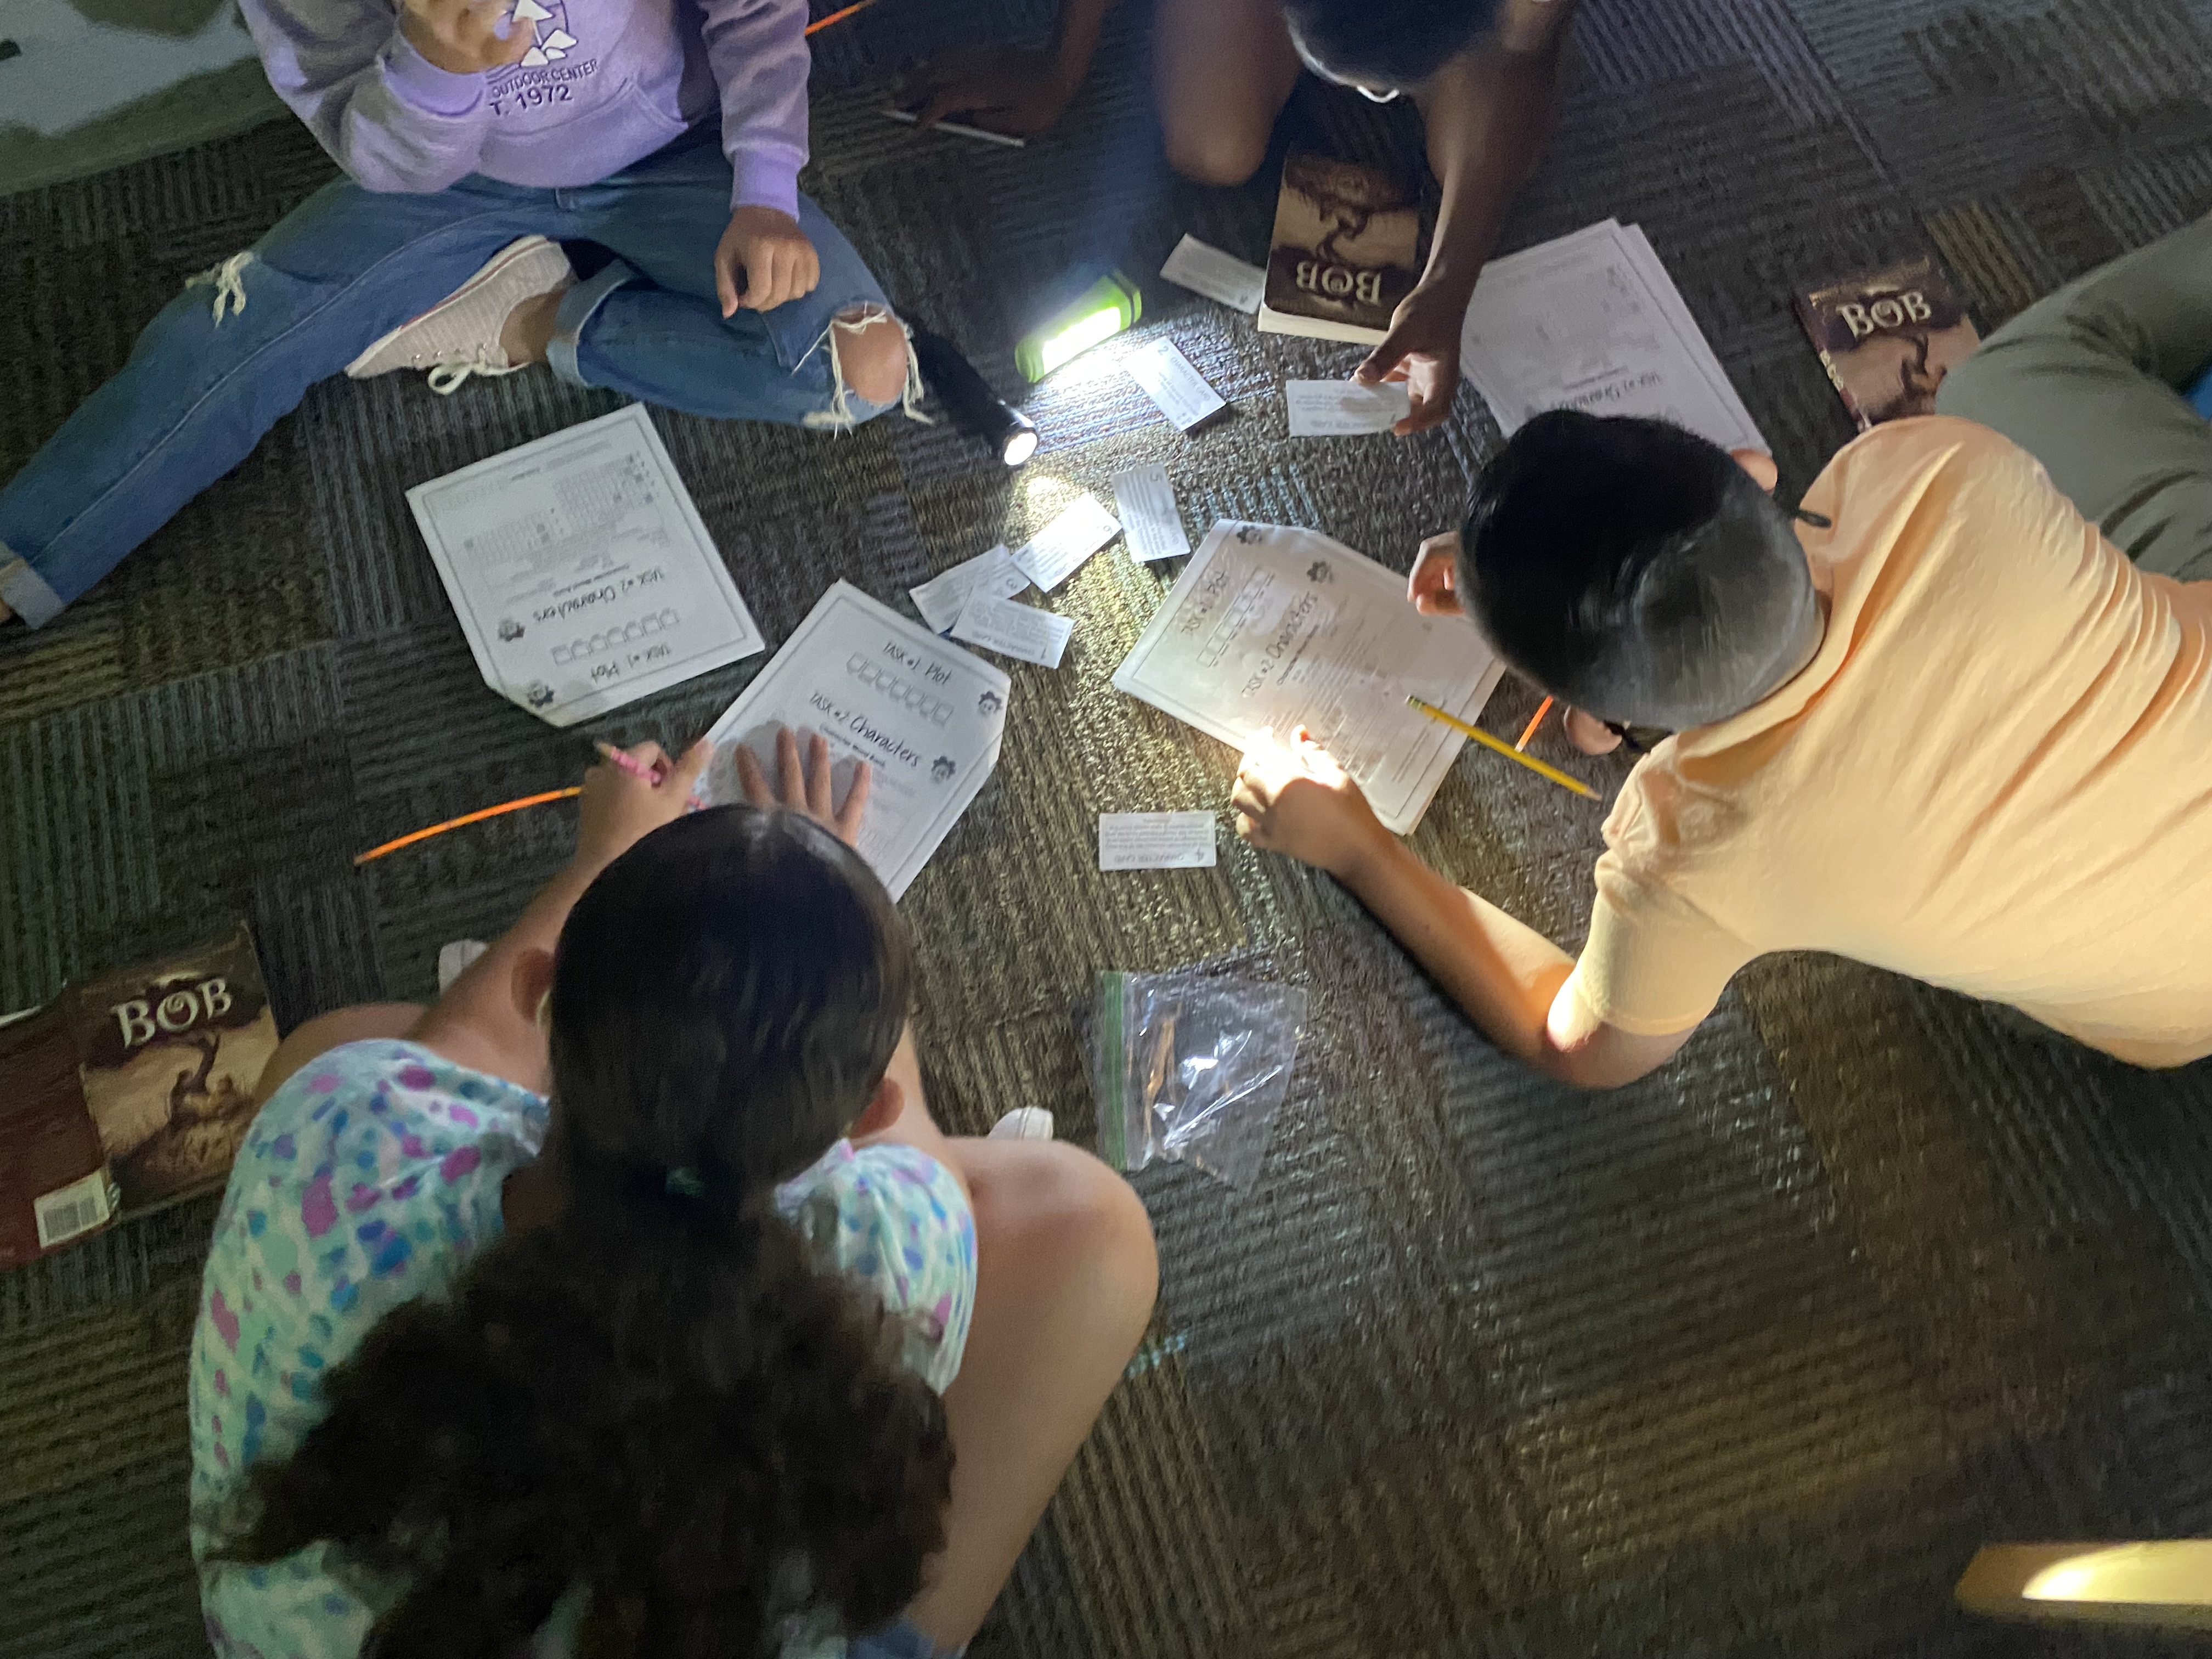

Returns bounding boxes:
[33,1171,112,1250]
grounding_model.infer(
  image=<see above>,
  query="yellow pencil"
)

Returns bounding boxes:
[1406,695,1596,799]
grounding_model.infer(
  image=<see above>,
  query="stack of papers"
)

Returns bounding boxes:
[1457,219,1766,453]
[1113,521,1504,835]
[405,404,765,727]
[698,583,1009,900]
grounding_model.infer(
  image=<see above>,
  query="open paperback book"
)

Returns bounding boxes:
[1113,522,1504,835]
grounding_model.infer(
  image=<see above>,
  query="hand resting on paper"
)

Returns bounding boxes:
[1231,726,1390,880]
[734,725,872,847]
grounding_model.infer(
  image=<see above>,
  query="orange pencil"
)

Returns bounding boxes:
[804,0,878,34]
[1515,696,1554,752]
[353,787,584,866]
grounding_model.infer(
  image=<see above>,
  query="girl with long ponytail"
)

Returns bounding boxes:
[187,729,1158,1659]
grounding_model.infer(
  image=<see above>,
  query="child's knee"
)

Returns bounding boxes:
[1161,119,1268,187]
[985,1143,1158,1324]
[833,307,911,408]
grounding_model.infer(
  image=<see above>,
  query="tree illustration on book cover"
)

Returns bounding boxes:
[66,925,278,1210]
[1260,153,1421,343]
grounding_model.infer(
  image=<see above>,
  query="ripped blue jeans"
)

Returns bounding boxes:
[0,123,910,627]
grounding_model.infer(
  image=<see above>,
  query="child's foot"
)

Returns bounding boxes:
[989,1107,1056,1141]
[345,236,574,395]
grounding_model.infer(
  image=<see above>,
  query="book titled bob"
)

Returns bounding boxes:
[1258,152,1423,346]
[0,924,277,1268]
[1795,252,1980,430]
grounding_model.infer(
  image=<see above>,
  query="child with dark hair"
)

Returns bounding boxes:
[0,0,919,629]
[899,0,1577,436]
[188,729,1156,1659]
[1232,398,2212,1087]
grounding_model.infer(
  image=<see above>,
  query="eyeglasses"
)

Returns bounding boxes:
[1355,84,1402,103]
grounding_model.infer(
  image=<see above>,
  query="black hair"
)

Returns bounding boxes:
[1283,0,1499,91]
[1458,410,1819,730]
[222,807,950,1659]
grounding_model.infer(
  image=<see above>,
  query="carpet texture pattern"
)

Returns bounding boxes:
[8,0,2212,1654]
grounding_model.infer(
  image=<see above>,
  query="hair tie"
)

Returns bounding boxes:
[664,1167,707,1199]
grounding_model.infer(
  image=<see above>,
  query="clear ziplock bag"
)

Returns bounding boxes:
[1088,970,1307,1190]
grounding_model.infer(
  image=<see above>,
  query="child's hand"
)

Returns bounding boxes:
[716,207,820,315]
[398,0,536,75]
[1561,708,1624,755]
[1231,726,1390,879]
[575,738,710,870]
[895,43,1079,137]
[1407,532,1464,616]
[736,727,872,847]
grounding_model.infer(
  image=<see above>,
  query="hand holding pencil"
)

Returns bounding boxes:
[575,738,714,870]
[352,736,709,866]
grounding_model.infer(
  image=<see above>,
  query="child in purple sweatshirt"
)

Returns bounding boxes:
[0,0,915,630]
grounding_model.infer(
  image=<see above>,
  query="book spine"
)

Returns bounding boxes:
[1795,295,1873,434]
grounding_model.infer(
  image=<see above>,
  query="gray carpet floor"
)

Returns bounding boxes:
[8,0,2212,1654]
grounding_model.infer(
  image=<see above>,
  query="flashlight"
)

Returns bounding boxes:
[1014,272,1143,381]
[911,329,1040,467]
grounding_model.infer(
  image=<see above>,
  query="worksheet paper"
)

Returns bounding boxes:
[1285,380,1410,436]
[1099,812,1217,871]
[950,592,1074,668]
[1125,337,1228,431]
[698,583,1009,900]
[1111,464,1191,562]
[910,545,1028,633]
[1113,522,1504,835]
[1457,218,1767,451]
[1160,235,1267,313]
[407,403,764,727]
[1013,495,1121,591]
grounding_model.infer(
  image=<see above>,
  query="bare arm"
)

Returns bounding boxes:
[1411,1,1576,314]
[410,740,714,1089]
[1355,0,1579,432]
[1231,727,1693,1088]
[1334,833,1691,1086]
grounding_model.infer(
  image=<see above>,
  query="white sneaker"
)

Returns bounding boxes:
[345,236,574,394]
[989,1107,1056,1142]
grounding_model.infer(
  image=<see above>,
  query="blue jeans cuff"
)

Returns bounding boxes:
[548,258,637,389]
[0,549,64,629]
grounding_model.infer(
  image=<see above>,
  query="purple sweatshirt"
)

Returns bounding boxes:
[238,0,808,218]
